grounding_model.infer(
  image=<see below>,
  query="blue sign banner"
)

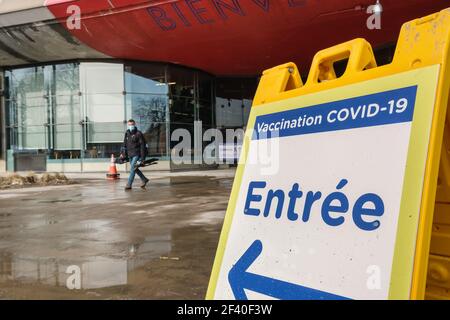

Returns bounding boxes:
[253,86,418,140]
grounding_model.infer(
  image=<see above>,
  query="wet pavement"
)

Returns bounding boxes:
[0,169,235,299]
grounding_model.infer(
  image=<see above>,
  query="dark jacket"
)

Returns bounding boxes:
[123,129,147,160]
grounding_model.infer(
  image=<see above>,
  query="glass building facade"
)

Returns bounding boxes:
[3,61,256,172]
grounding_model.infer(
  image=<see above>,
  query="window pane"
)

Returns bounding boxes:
[128,94,167,124]
[55,63,79,95]
[216,97,246,128]
[125,63,167,95]
[215,78,258,129]
[198,73,214,126]
[80,63,125,144]
[87,122,124,143]
[198,73,213,101]
[8,67,48,150]
[126,93,168,157]
[168,67,194,98]
[84,143,122,159]
[171,96,195,124]
[53,64,81,150]
[17,124,46,150]
[199,99,213,126]
[53,123,80,151]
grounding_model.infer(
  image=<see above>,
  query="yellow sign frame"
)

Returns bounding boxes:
[207,8,450,300]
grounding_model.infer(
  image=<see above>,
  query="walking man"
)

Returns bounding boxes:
[122,119,149,190]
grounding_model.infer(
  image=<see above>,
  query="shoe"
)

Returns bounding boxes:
[140,179,149,189]
[125,185,132,191]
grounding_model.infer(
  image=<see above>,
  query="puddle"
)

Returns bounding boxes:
[0,225,221,299]
[0,172,232,299]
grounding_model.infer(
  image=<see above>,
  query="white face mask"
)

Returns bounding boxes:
[128,125,136,131]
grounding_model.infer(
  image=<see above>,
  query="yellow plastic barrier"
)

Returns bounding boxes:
[252,9,450,300]
[207,8,450,300]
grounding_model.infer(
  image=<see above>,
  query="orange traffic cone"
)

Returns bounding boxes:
[106,154,120,180]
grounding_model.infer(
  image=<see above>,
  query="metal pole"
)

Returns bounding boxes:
[0,69,6,169]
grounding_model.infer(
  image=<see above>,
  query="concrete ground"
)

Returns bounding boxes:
[0,169,235,300]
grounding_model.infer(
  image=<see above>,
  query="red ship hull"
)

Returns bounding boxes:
[36,1,450,75]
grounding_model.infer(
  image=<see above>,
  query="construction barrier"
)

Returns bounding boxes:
[207,8,450,300]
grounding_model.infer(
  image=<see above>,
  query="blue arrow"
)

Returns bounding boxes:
[228,240,351,300]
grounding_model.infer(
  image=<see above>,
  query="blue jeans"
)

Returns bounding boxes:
[127,156,148,187]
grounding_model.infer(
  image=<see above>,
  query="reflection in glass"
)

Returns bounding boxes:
[7,66,47,150]
[198,73,214,126]
[53,64,81,151]
[81,63,125,153]
[5,64,83,161]
[127,94,168,157]
[125,63,167,95]
[170,96,195,124]
[215,78,257,129]
[125,62,170,158]
[3,60,253,171]
[168,66,194,98]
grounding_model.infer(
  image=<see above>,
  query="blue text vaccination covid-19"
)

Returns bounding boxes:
[252,86,417,140]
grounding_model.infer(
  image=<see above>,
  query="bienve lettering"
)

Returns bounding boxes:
[147,0,305,31]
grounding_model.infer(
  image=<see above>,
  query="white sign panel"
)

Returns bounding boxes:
[209,80,435,300]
